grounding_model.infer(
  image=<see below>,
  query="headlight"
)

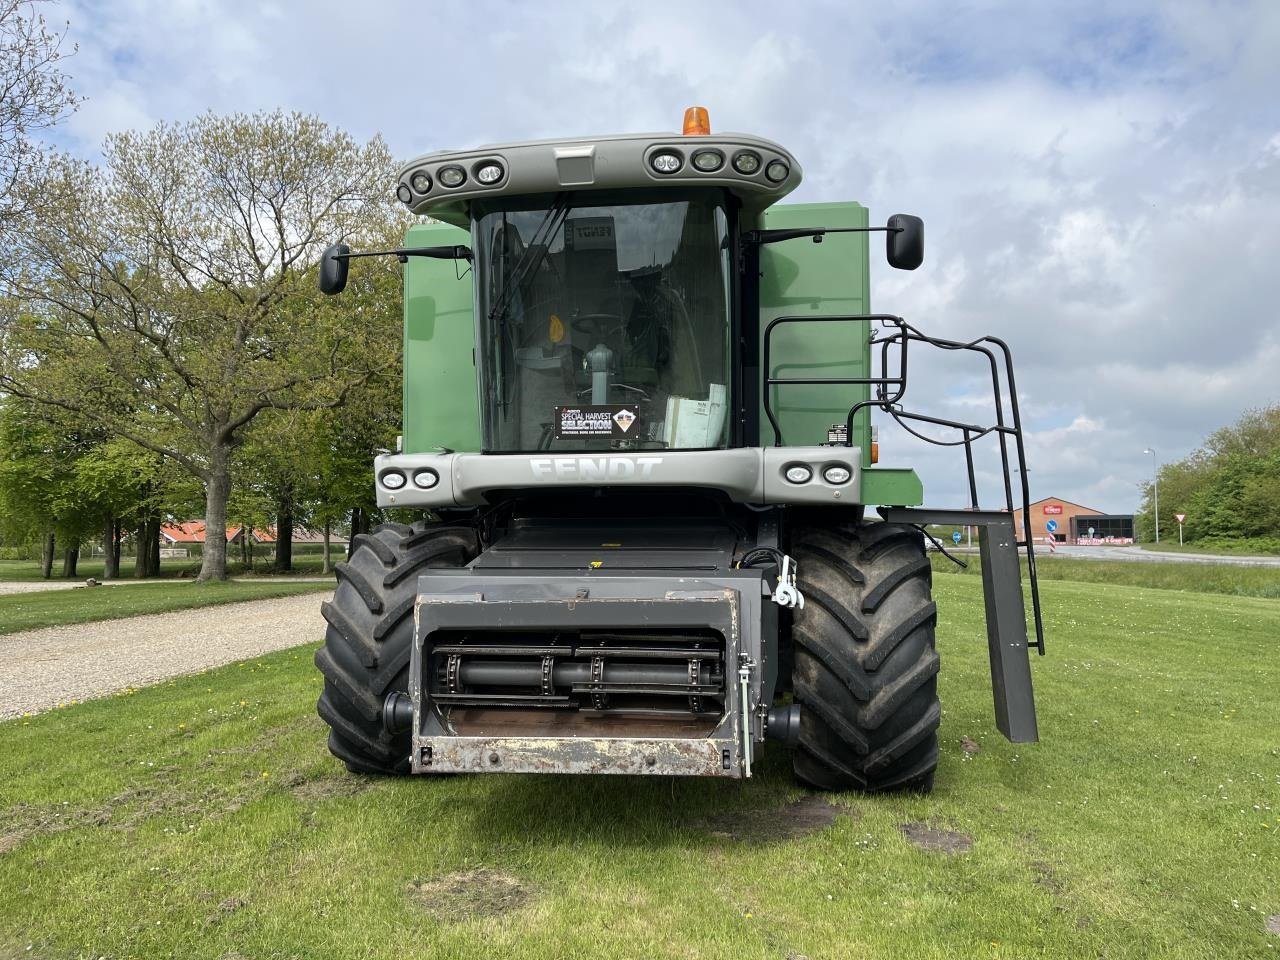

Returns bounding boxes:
[649,150,683,174]
[438,165,466,188]
[823,465,851,485]
[396,184,412,204]
[732,150,761,175]
[474,162,504,184]
[691,149,724,172]
[380,470,406,490]
[784,464,812,484]
[409,169,432,193]
[765,160,789,183]
[412,469,439,490]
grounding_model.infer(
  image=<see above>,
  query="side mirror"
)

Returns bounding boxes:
[319,242,350,295]
[886,214,924,271]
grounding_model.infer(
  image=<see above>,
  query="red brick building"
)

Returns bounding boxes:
[1011,497,1134,545]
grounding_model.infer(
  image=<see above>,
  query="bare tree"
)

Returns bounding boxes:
[0,0,79,227]
[1,111,403,580]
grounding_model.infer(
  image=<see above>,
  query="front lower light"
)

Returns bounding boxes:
[823,465,852,485]
[785,464,813,484]
[412,469,439,490]
[380,470,406,490]
[732,150,762,175]
[438,165,466,188]
[650,150,683,174]
[396,184,412,204]
[765,160,790,183]
[409,169,432,194]
[475,162,504,184]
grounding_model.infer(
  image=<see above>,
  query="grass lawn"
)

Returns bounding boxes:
[0,581,334,636]
[933,553,1280,600]
[1,575,1277,958]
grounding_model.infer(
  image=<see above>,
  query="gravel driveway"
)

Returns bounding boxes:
[0,592,332,720]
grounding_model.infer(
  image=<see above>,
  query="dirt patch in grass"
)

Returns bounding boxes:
[0,833,23,855]
[1266,915,1280,937]
[285,772,370,804]
[1030,859,1065,894]
[899,821,973,854]
[406,869,533,921]
[697,795,849,843]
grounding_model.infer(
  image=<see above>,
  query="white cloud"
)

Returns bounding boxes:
[37,0,1280,514]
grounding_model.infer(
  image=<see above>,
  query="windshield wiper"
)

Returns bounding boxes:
[488,193,572,324]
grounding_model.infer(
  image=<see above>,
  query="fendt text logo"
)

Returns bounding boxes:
[528,457,663,481]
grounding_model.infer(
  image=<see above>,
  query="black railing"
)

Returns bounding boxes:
[762,313,1045,655]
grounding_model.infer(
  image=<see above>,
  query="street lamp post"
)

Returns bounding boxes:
[1143,447,1159,543]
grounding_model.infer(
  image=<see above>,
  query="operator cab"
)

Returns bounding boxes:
[388,111,803,455]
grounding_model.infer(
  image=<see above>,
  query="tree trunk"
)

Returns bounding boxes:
[348,507,368,558]
[62,541,79,578]
[273,486,294,573]
[112,518,122,574]
[146,517,161,577]
[321,521,332,575]
[197,445,232,582]
[41,531,55,579]
[240,525,248,566]
[103,515,120,579]
[135,522,148,578]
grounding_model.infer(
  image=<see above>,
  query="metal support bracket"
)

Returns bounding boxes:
[882,507,1039,743]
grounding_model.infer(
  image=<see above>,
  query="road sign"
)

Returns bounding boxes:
[951,531,962,545]
[1046,519,1058,533]
[1175,513,1186,523]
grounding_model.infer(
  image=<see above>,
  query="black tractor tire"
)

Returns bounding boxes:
[315,520,479,774]
[788,520,941,793]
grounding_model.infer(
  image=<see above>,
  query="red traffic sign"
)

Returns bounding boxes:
[1175,513,1186,523]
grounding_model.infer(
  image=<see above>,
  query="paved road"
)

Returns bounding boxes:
[1047,545,1280,567]
[934,542,1280,568]
[0,592,331,720]
[0,576,333,596]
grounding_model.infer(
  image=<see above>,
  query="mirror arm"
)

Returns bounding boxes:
[333,245,474,263]
[744,226,901,247]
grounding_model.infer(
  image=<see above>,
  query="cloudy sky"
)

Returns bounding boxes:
[43,0,1280,513]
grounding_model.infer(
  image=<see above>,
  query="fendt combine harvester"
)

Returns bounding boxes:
[315,108,1044,793]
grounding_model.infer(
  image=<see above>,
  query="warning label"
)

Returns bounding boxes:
[555,405,642,439]
[827,423,849,445]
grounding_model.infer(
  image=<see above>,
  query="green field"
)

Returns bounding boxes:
[0,581,334,636]
[1,575,1277,958]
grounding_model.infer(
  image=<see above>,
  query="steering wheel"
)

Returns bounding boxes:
[570,312,625,341]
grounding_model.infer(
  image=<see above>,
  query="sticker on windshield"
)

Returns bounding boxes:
[555,405,642,439]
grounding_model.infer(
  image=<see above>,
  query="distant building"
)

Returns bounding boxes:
[160,522,274,545]
[158,522,347,547]
[1011,497,1134,545]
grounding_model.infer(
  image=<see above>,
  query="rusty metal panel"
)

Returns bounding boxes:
[420,736,733,778]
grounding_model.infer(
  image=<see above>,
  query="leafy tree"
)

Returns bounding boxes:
[1139,405,1280,544]
[1,111,403,580]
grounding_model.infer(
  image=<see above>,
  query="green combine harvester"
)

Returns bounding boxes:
[315,107,1044,792]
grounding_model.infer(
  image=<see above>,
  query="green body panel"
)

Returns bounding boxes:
[759,201,922,505]
[758,202,872,455]
[401,221,481,453]
[860,467,924,507]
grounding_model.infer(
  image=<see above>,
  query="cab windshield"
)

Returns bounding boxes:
[474,189,732,452]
